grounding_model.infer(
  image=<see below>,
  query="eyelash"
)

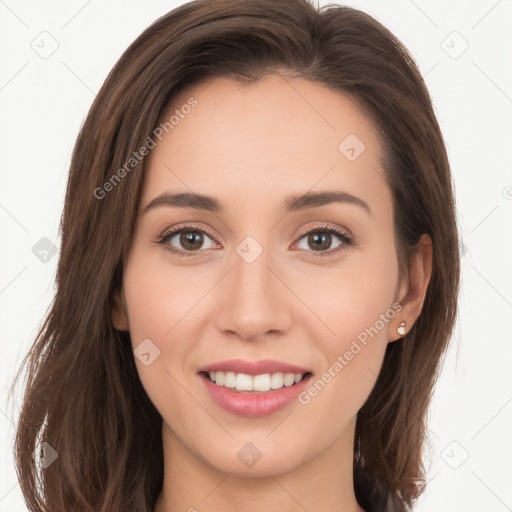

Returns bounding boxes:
[155,223,355,259]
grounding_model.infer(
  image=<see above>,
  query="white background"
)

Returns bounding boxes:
[1,0,511,511]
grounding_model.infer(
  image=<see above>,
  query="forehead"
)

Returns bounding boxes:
[140,74,390,215]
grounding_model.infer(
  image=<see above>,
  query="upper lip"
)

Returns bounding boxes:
[198,359,312,376]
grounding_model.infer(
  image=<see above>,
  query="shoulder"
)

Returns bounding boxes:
[385,491,412,512]
[354,468,413,512]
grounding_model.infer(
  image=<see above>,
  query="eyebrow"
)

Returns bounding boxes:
[143,190,371,215]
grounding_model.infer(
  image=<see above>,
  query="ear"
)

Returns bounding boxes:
[388,234,433,342]
[111,286,130,331]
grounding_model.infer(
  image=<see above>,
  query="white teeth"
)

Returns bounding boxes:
[283,373,295,386]
[253,374,271,392]
[207,371,307,392]
[270,372,284,389]
[235,373,252,391]
[224,371,236,388]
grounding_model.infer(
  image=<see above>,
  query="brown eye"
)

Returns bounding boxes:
[157,225,219,258]
[179,231,204,251]
[302,232,337,252]
[295,226,352,256]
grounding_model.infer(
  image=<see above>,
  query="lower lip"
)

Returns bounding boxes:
[200,373,312,417]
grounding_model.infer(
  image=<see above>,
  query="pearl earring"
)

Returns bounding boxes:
[397,321,406,336]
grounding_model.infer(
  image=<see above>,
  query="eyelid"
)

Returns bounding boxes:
[159,223,220,245]
[295,222,353,241]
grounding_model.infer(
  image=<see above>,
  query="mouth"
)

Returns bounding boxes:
[200,370,313,394]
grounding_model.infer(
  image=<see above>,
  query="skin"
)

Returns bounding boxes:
[112,73,432,512]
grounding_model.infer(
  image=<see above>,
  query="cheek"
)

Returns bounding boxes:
[123,250,208,344]
[295,283,396,439]
[291,245,399,348]
[121,256,203,432]
[293,248,399,408]
[121,247,225,395]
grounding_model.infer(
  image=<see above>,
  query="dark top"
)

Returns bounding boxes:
[354,468,412,512]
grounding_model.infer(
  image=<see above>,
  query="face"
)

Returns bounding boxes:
[112,74,417,477]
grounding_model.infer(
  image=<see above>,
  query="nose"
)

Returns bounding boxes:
[214,242,294,342]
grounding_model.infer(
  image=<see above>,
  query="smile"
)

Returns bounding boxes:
[199,371,313,417]
[203,370,310,393]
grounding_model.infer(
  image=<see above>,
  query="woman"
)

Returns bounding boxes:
[11,0,460,510]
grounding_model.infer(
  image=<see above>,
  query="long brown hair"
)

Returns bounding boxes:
[9,0,460,510]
